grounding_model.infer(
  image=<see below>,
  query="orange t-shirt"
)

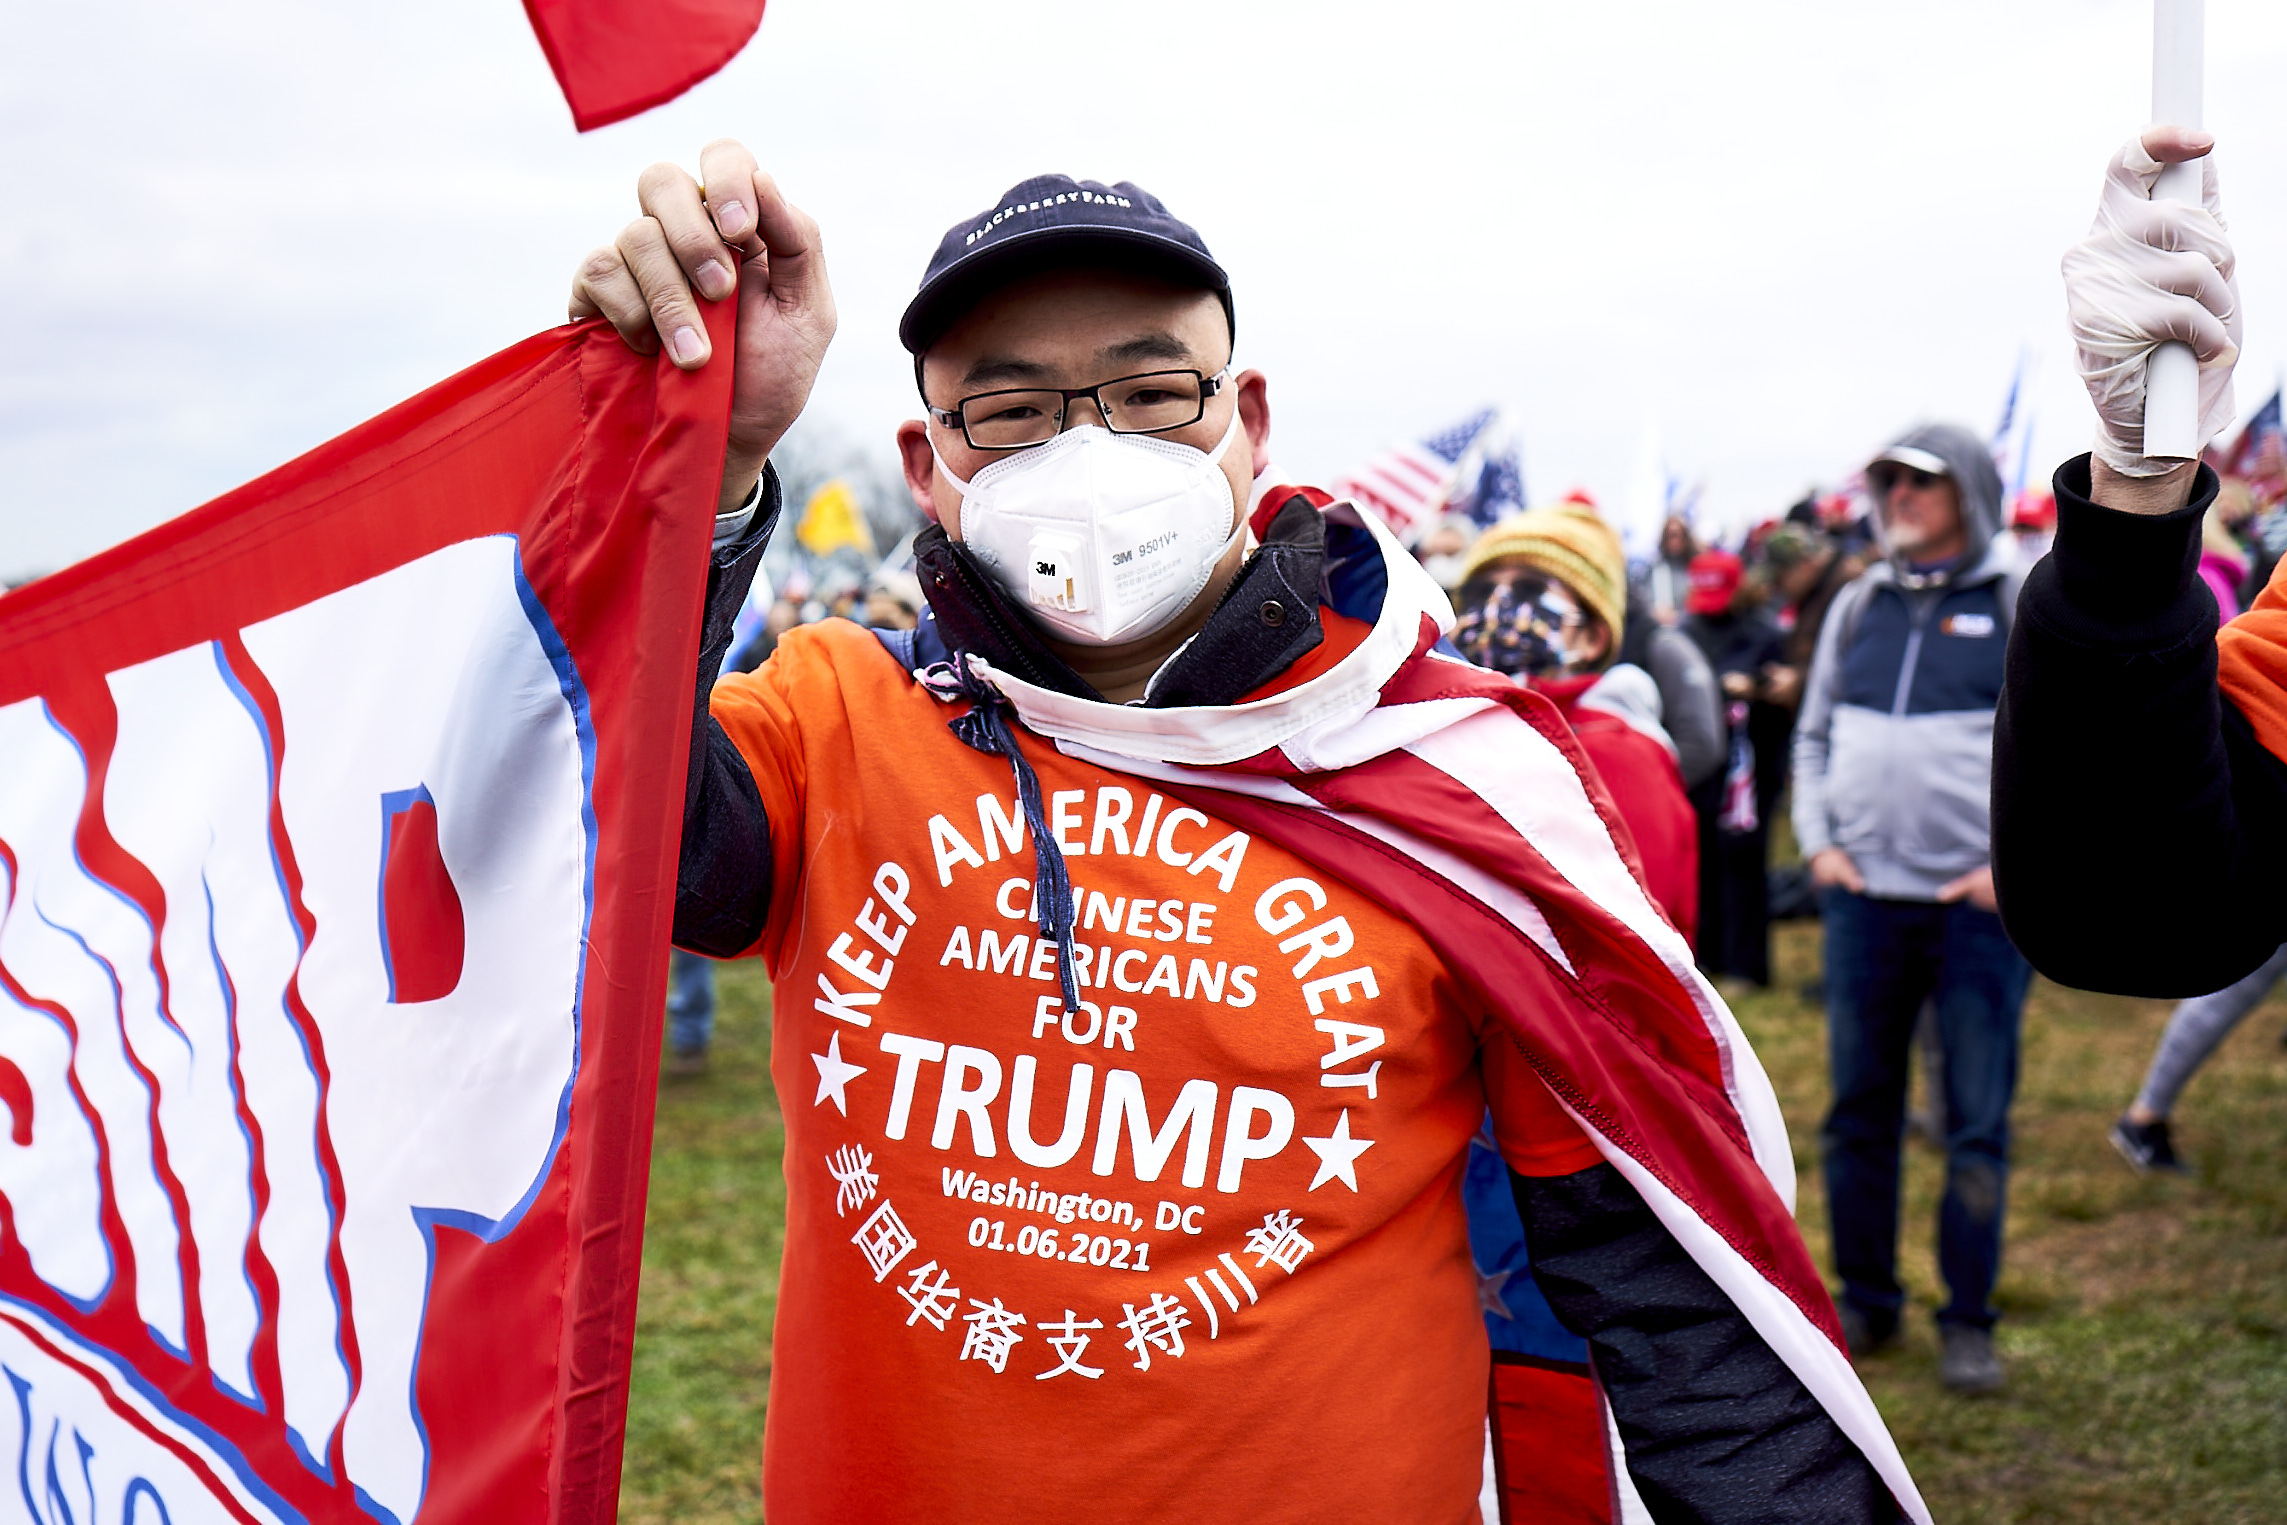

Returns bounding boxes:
[709,621,1603,1524]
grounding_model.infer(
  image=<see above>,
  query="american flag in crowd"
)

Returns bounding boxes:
[1990,352,2025,452]
[1331,408,1498,544]
[2211,387,2284,486]
[1989,350,2040,504]
[1462,439,1528,529]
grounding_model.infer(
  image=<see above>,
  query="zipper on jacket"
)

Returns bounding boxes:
[1890,592,1937,717]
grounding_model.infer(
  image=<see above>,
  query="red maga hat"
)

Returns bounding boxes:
[1686,548,1744,615]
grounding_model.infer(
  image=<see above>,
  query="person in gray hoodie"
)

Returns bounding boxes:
[1790,423,2031,1394]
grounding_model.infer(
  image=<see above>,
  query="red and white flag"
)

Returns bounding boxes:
[0,303,731,1521]
[1328,408,1497,546]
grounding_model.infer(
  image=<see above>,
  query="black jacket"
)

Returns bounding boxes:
[1994,455,2287,996]
[677,471,1892,1521]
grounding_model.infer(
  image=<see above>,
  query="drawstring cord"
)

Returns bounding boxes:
[923,653,1083,1012]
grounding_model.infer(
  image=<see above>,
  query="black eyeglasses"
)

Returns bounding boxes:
[926,368,1230,451]
[1869,462,1947,494]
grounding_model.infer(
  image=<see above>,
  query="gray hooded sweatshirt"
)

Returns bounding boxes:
[1790,423,2025,902]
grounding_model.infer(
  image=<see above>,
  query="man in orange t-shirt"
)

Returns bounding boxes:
[712,623,1600,1519]
[567,141,1916,1522]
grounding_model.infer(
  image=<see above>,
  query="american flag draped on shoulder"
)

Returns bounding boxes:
[0,303,729,1521]
[958,491,1932,1525]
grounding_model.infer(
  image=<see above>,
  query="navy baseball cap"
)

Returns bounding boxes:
[898,174,1234,354]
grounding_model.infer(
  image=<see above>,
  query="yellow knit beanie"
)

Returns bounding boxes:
[1455,503,1628,641]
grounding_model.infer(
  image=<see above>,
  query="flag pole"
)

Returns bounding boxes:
[2144,0,2205,459]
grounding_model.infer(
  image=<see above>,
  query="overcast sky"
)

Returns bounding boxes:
[6,0,2286,582]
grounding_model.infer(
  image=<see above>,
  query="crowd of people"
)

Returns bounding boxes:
[674,384,2285,1420]
[1429,404,2287,1399]
[658,306,2286,1415]
[579,116,2269,1521]
[655,368,2286,1498]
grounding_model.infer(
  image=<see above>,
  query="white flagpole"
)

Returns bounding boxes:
[2144,0,2205,459]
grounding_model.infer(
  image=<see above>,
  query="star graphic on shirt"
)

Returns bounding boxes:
[1477,1266,1514,1320]
[1300,1109,1375,1192]
[811,1031,866,1116]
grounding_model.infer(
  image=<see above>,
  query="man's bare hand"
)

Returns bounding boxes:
[569,140,837,513]
[1936,865,1998,913]
[1808,847,1864,894]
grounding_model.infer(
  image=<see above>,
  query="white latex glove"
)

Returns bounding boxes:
[2062,129,2241,476]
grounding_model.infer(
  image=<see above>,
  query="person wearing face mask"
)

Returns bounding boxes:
[1413,511,1480,592]
[568,142,1922,1524]
[1451,504,1697,939]
[1789,424,2031,1392]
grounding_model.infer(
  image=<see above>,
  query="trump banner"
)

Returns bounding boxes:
[0,299,732,1523]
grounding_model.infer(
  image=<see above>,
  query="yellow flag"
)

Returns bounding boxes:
[795,479,874,557]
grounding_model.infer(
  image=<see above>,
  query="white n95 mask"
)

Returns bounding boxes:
[935,404,1247,646]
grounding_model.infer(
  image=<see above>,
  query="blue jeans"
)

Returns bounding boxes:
[1820,889,2031,1332]
[667,948,717,1056]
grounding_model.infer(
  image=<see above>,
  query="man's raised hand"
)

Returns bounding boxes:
[569,140,837,512]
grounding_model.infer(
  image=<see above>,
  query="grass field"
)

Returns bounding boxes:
[618,921,2287,1524]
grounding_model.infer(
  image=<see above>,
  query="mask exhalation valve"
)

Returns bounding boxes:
[1027,529,1092,612]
